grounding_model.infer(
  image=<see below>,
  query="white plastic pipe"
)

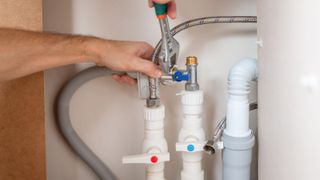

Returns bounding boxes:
[122,105,169,180]
[224,58,258,138]
[177,90,205,180]
[144,105,169,180]
[222,58,257,180]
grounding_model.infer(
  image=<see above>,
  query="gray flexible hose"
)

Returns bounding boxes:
[56,66,119,180]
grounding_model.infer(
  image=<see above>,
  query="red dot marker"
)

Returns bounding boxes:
[150,156,158,163]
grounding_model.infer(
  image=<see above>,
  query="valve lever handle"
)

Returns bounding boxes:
[176,142,206,152]
[122,153,170,164]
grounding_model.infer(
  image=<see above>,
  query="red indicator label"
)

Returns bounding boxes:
[150,156,158,163]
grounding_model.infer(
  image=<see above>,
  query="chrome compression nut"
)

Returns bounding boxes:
[146,98,161,108]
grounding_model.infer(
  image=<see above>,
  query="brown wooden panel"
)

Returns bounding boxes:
[0,0,45,180]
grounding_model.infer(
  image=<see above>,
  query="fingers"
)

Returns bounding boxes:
[112,74,137,86]
[167,1,177,19]
[148,0,153,7]
[128,57,162,78]
[127,42,161,77]
[98,40,162,78]
[135,42,154,60]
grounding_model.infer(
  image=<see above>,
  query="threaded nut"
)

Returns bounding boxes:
[186,56,198,65]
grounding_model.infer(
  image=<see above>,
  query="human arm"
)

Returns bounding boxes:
[0,28,161,84]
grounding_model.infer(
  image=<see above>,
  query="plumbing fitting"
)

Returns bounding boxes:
[224,58,258,137]
[158,55,199,86]
[172,70,189,82]
[146,97,161,108]
[204,117,226,155]
[143,56,203,180]
[176,90,205,180]
[222,58,258,180]
[204,103,258,155]
[146,77,161,107]
[185,56,199,91]
[145,56,199,107]
[171,56,199,88]
[123,105,169,180]
[173,56,205,180]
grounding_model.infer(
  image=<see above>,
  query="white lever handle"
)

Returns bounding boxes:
[122,152,170,164]
[176,142,206,152]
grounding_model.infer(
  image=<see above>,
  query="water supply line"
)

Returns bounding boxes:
[175,57,206,180]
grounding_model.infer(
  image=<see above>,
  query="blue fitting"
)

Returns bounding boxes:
[172,71,190,82]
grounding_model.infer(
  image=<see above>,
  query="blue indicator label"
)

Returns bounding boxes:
[187,144,195,152]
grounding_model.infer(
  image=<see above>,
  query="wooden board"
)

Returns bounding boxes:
[0,0,45,179]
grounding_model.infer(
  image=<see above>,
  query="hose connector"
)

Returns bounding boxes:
[204,139,224,155]
[147,98,161,107]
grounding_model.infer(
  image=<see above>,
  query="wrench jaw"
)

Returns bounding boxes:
[169,39,180,72]
[158,39,180,75]
[158,18,180,75]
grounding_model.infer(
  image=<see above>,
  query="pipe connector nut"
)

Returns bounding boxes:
[146,98,161,108]
[186,56,198,65]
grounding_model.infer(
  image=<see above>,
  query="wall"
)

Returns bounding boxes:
[44,0,257,179]
[258,0,320,180]
[0,0,45,179]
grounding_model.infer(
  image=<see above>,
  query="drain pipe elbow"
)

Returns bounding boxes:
[224,58,258,137]
[222,58,257,180]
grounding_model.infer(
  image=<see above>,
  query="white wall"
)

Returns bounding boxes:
[44,0,257,179]
[258,0,320,180]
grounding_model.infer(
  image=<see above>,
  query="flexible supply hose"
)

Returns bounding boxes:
[56,66,119,180]
[152,16,257,61]
[148,16,257,105]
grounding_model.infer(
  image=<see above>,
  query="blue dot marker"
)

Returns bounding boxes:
[187,144,195,152]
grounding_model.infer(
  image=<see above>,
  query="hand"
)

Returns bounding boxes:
[89,40,162,85]
[148,0,177,19]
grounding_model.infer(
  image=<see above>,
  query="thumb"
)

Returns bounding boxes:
[128,57,162,78]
